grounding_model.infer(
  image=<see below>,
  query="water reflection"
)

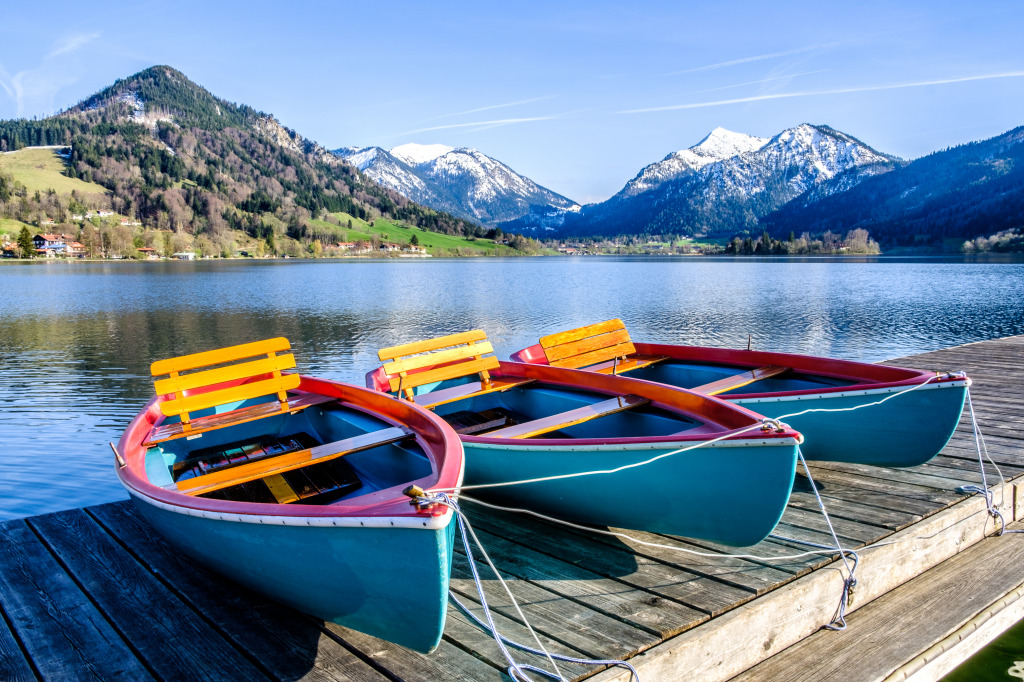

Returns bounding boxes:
[1,256,1023,520]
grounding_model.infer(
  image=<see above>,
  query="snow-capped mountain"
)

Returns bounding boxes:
[333,143,579,225]
[620,127,769,198]
[560,124,900,238]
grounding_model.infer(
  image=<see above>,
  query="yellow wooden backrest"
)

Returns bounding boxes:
[378,330,498,396]
[152,337,299,422]
[539,319,637,369]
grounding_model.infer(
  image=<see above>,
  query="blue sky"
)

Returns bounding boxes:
[1,1,1021,203]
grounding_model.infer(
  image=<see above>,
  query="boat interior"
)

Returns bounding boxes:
[375,330,701,441]
[142,338,432,506]
[532,319,861,396]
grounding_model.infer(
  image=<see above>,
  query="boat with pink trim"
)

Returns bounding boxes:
[114,338,463,653]
[511,319,970,467]
[365,329,803,547]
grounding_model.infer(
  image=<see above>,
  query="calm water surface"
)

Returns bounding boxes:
[1,255,1023,521]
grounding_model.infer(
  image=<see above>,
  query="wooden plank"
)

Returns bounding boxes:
[263,474,300,504]
[549,342,637,370]
[692,365,789,396]
[458,526,708,640]
[173,426,414,496]
[151,337,292,375]
[160,373,301,417]
[451,551,655,660]
[382,340,494,377]
[730,523,1024,682]
[0,613,34,682]
[377,329,489,361]
[462,506,753,617]
[28,510,267,681]
[543,328,632,363]
[0,518,154,681]
[145,392,336,445]
[587,480,1015,682]
[322,622,503,682]
[88,503,388,682]
[388,355,500,393]
[539,319,627,348]
[412,377,535,409]
[154,353,296,395]
[484,394,649,439]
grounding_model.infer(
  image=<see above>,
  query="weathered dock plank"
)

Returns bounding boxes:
[29,509,268,681]
[0,519,153,681]
[730,522,1024,682]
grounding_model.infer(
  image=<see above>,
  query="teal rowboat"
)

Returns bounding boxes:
[116,339,464,653]
[367,330,802,547]
[512,319,970,468]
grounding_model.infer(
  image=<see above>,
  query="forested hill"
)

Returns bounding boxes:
[0,66,483,254]
[760,126,1024,248]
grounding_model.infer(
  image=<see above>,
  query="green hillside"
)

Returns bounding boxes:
[0,148,108,196]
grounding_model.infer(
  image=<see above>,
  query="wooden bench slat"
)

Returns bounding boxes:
[692,366,789,396]
[382,341,494,378]
[160,374,302,417]
[539,319,626,348]
[543,328,633,363]
[484,394,650,440]
[144,393,336,446]
[154,354,297,396]
[413,377,536,409]
[151,337,292,375]
[171,426,414,497]
[549,341,637,370]
[378,330,489,361]
[390,356,501,393]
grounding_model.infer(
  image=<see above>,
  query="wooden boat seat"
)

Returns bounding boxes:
[378,330,533,409]
[485,394,649,439]
[145,337,333,446]
[167,426,414,497]
[539,319,668,374]
[691,366,789,396]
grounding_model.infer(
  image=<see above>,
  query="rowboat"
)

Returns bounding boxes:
[365,330,802,547]
[511,320,971,467]
[114,338,463,653]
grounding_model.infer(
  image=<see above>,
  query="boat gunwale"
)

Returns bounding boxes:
[116,374,464,521]
[510,341,968,400]
[366,359,803,447]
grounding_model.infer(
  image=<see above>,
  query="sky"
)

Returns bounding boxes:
[1,1,1022,204]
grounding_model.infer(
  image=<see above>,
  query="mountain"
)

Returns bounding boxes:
[0,66,486,257]
[760,126,1024,248]
[558,124,900,239]
[334,143,579,225]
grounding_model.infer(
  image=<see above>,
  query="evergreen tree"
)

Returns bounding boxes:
[17,227,34,258]
[410,233,419,246]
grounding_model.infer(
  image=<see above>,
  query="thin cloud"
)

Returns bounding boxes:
[46,32,101,59]
[399,116,556,136]
[665,43,839,76]
[619,71,1024,114]
[685,70,829,96]
[427,95,557,121]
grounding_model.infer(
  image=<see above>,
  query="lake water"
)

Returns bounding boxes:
[1,255,1023,522]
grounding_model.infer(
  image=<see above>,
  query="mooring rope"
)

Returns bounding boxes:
[423,492,639,681]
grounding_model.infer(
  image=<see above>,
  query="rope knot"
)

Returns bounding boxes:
[760,417,786,433]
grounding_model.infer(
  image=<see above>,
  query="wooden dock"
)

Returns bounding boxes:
[1,336,1022,681]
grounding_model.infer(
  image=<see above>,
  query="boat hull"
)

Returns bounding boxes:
[129,491,455,653]
[462,437,797,547]
[733,382,968,467]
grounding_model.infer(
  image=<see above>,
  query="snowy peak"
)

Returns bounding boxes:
[390,143,455,165]
[621,127,768,197]
[332,143,578,225]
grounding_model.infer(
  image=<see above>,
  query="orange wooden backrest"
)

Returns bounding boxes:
[539,319,636,370]
[378,330,499,398]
